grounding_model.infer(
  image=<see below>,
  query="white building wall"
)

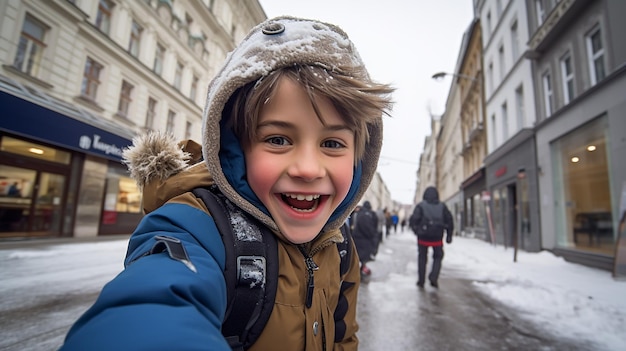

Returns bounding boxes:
[480,0,537,153]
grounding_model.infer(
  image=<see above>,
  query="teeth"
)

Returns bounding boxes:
[285,193,320,201]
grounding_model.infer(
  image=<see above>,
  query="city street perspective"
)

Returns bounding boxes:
[1,230,624,351]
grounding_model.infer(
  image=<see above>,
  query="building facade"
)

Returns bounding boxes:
[526,0,626,270]
[477,0,542,252]
[457,19,489,241]
[0,0,265,239]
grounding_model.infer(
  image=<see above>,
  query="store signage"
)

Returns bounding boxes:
[79,134,124,158]
[495,166,507,178]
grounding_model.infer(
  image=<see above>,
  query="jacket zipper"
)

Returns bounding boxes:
[299,245,319,308]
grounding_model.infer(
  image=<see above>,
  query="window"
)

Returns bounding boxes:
[13,14,47,76]
[510,20,519,61]
[117,80,134,117]
[491,114,497,146]
[515,85,525,130]
[166,110,176,133]
[486,12,492,38]
[560,53,575,104]
[586,26,606,85]
[174,61,183,90]
[535,0,545,26]
[542,72,553,117]
[498,44,505,80]
[185,121,192,139]
[96,0,113,34]
[488,61,494,95]
[190,75,198,101]
[81,57,103,101]
[153,43,164,75]
[501,102,509,140]
[145,97,157,129]
[128,20,143,57]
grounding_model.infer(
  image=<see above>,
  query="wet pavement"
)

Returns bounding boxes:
[356,230,596,351]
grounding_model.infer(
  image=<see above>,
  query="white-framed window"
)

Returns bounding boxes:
[586,26,606,85]
[535,0,545,26]
[96,0,113,34]
[491,114,497,147]
[153,43,164,75]
[488,61,494,95]
[128,20,143,57]
[501,102,509,140]
[13,14,47,77]
[166,110,176,133]
[117,80,134,117]
[81,57,103,101]
[145,97,157,129]
[185,121,192,140]
[560,52,575,104]
[542,72,553,117]
[174,61,183,90]
[190,75,198,101]
[515,85,525,130]
[486,11,492,38]
[510,19,519,61]
[498,44,505,80]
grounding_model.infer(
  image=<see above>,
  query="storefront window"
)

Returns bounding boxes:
[1,136,71,164]
[0,165,36,232]
[103,166,141,215]
[552,116,613,255]
[473,193,485,228]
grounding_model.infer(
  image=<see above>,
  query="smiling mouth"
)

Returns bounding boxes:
[281,193,321,212]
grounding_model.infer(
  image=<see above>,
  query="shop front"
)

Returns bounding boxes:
[535,67,626,272]
[0,84,140,239]
[460,167,488,241]
[485,129,542,253]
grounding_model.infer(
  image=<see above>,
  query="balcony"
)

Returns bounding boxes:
[527,0,590,58]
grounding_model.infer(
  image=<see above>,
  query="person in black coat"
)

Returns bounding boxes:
[352,200,379,277]
[410,186,454,288]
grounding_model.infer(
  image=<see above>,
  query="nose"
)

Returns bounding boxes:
[287,146,326,182]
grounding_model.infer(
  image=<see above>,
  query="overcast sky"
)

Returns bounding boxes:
[258,0,476,204]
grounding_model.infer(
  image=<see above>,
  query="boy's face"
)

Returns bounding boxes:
[244,78,355,244]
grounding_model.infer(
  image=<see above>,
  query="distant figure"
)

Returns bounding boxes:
[401,218,407,232]
[352,201,379,279]
[7,182,21,197]
[410,186,454,289]
[391,212,399,233]
[384,208,392,237]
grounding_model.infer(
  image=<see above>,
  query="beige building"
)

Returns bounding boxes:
[0,0,265,239]
[457,18,488,240]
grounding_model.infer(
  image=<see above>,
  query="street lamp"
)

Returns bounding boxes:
[431,71,477,82]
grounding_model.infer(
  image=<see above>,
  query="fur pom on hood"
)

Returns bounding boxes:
[122,131,191,190]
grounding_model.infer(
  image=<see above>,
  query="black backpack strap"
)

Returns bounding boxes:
[192,187,278,350]
[334,220,355,342]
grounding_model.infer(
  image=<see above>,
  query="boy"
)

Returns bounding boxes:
[60,16,393,350]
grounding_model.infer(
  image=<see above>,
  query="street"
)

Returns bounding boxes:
[0,231,600,350]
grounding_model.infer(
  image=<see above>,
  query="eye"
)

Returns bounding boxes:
[266,136,290,146]
[322,139,345,149]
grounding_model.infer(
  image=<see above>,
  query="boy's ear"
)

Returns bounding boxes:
[178,139,203,164]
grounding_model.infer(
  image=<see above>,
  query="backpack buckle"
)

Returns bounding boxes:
[236,256,266,288]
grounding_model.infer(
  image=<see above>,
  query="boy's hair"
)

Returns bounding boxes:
[225,64,393,162]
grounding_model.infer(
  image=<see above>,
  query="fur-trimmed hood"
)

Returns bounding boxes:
[202,16,383,234]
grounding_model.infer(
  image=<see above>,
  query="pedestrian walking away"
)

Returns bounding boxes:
[409,186,454,289]
[59,16,394,351]
[352,200,380,281]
